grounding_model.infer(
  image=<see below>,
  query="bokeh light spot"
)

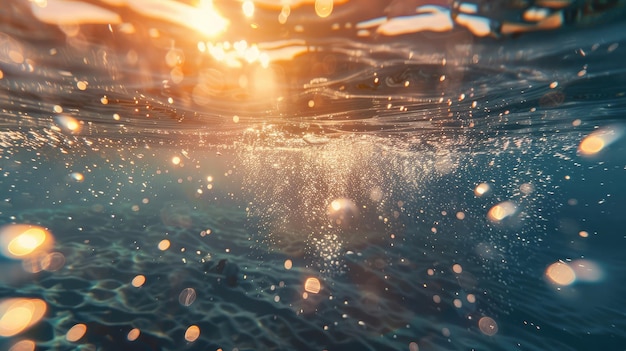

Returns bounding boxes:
[184,325,200,342]
[546,261,575,286]
[304,277,321,294]
[131,275,146,287]
[66,323,87,342]
[127,328,140,341]
[70,172,84,182]
[453,299,462,308]
[474,183,490,197]
[8,339,36,351]
[579,136,604,155]
[326,198,359,228]
[487,201,517,222]
[0,225,54,260]
[578,127,623,156]
[242,0,254,17]
[315,0,334,18]
[158,239,171,251]
[520,182,534,194]
[452,264,463,274]
[54,115,81,133]
[0,299,46,337]
[478,316,498,336]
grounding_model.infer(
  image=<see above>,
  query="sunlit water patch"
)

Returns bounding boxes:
[2,0,626,350]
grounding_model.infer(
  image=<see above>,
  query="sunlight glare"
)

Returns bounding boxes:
[474,182,490,197]
[315,0,334,18]
[242,0,255,18]
[304,277,321,294]
[188,0,229,37]
[122,0,228,38]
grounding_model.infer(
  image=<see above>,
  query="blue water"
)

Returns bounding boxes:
[1,1,626,350]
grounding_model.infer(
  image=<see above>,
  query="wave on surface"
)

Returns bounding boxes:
[1,0,625,142]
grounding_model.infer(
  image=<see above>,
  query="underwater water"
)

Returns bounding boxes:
[1,0,626,350]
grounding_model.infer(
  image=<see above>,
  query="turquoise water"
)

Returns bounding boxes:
[1,1,626,350]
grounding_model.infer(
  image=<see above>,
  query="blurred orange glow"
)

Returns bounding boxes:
[0,225,54,260]
[180,0,228,37]
[545,261,575,286]
[579,135,604,155]
[66,323,87,342]
[70,172,84,182]
[8,339,36,351]
[158,239,171,251]
[578,127,623,156]
[452,263,463,274]
[545,260,603,286]
[53,115,82,134]
[315,0,334,17]
[242,0,255,17]
[304,277,321,294]
[326,198,359,227]
[474,182,490,196]
[127,328,141,341]
[487,201,516,222]
[185,325,200,342]
[132,275,146,287]
[0,298,47,337]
